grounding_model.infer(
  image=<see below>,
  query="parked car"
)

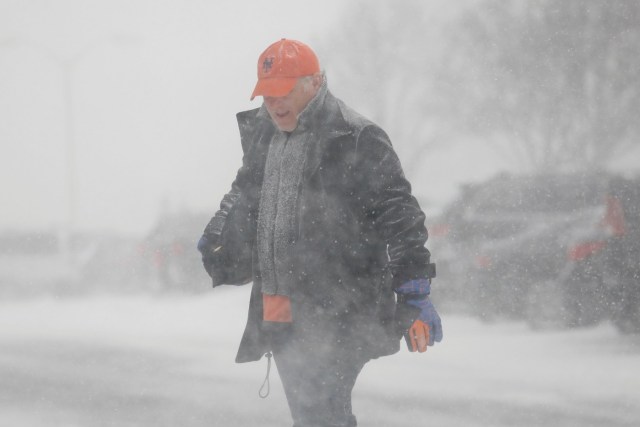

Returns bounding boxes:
[0,230,142,296]
[430,172,640,332]
[0,230,72,296]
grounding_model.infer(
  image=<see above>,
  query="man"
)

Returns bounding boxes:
[198,38,442,427]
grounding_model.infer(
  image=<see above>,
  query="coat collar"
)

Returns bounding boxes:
[236,82,354,178]
[236,80,353,152]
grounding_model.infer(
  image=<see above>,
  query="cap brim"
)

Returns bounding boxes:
[250,77,298,100]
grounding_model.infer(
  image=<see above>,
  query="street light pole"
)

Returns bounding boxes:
[1,35,137,278]
[61,59,76,273]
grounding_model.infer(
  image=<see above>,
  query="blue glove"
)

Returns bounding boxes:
[198,235,218,254]
[395,278,432,296]
[197,235,208,253]
[395,279,443,349]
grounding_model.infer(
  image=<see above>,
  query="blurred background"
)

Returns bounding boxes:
[1,1,640,425]
[1,0,638,326]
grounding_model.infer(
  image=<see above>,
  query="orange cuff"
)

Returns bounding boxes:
[263,294,293,323]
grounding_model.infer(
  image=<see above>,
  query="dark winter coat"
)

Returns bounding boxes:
[203,89,435,363]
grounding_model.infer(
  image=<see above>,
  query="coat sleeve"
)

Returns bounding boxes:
[203,108,262,240]
[349,125,435,288]
[202,178,242,239]
[200,109,266,286]
[200,154,255,286]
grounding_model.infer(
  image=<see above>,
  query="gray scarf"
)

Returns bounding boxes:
[257,80,327,296]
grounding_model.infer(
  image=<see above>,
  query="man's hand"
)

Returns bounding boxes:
[197,234,221,255]
[404,296,442,352]
[395,279,443,352]
[407,319,430,352]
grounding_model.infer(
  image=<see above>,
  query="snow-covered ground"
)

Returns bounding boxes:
[1,286,639,426]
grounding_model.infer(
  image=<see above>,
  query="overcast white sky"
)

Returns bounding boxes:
[0,0,355,235]
[3,1,637,236]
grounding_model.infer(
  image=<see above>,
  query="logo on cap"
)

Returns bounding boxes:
[263,57,274,74]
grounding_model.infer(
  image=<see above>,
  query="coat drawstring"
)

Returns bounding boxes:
[259,352,272,398]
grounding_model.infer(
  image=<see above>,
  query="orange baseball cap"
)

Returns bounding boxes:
[250,39,320,100]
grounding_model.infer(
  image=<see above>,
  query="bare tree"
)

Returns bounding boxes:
[435,0,640,172]
[317,0,464,175]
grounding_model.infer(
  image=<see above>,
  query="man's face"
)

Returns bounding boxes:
[263,76,320,132]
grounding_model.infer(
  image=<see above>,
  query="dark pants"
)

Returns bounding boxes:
[267,320,369,427]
